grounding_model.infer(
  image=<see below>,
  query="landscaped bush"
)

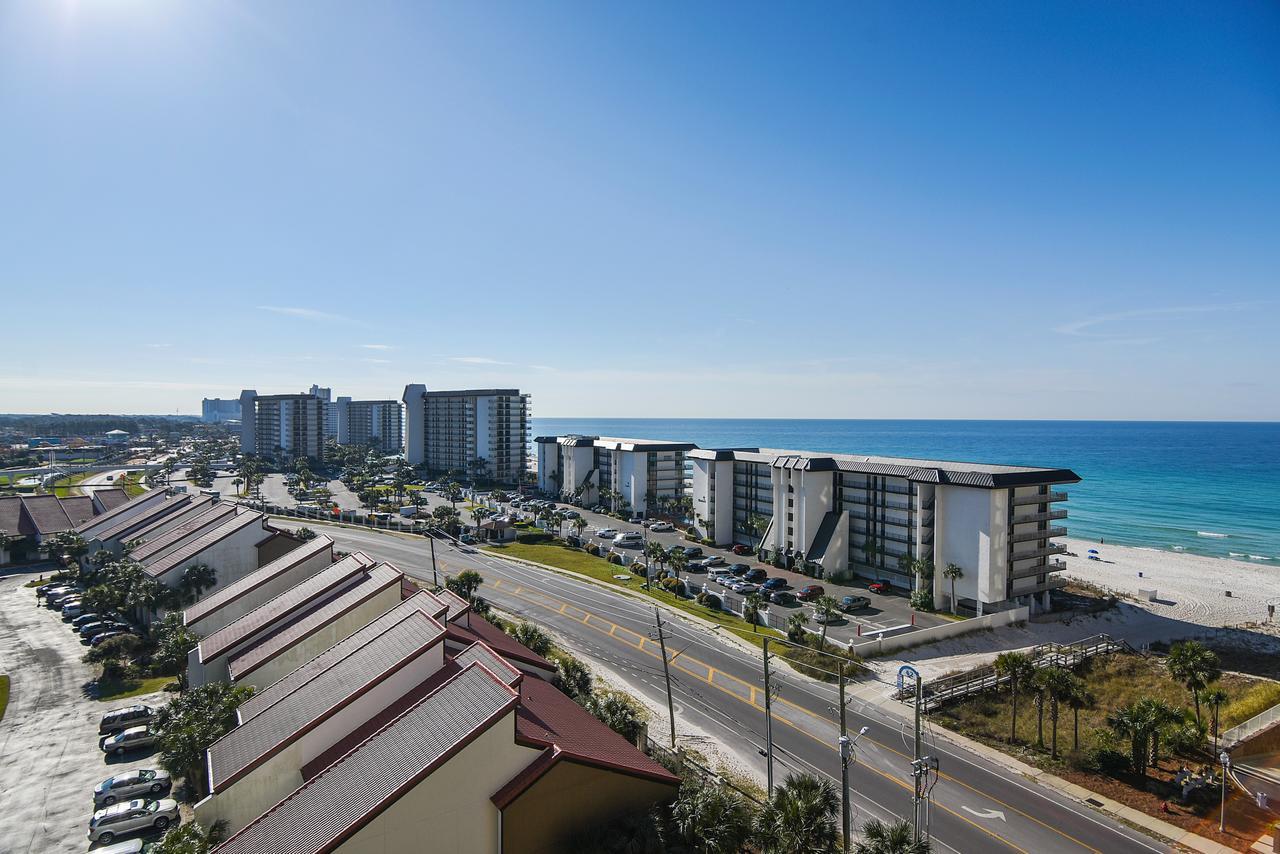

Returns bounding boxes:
[608,553,623,565]
[909,589,934,611]
[516,532,554,545]
[696,591,721,610]
[660,576,686,596]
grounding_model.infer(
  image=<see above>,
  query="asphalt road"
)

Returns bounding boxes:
[275,520,1169,854]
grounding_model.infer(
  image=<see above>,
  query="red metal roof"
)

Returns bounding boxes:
[445,615,554,672]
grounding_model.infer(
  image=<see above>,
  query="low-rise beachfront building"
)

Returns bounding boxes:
[535,435,695,516]
[402,384,531,485]
[689,448,1080,614]
[334,397,404,453]
[200,588,679,853]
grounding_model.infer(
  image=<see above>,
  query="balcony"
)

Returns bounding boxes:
[1011,542,1067,562]
[1009,558,1067,580]
[1013,491,1069,506]
[1012,508,1068,524]
[1011,526,1067,543]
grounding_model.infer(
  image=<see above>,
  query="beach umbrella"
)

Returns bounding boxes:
[1088,549,1099,554]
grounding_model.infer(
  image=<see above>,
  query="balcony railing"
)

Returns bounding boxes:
[1012,509,1068,524]
[1011,526,1068,543]
[1013,491,1069,506]
[1012,542,1068,562]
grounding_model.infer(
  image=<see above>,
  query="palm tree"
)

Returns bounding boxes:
[470,507,492,537]
[1107,699,1174,777]
[853,818,931,853]
[744,592,764,632]
[993,651,1037,744]
[1143,698,1181,767]
[644,540,667,580]
[942,563,964,614]
[1035,666,1076,759]
[1066,677,1093,751]
[1204,686,1229,753]
[444,482,462,508]
[673,782,754,854]
[752,772,839,853]
[1166,640,1221,726]
[786,611,810,643]
[572,517,589,542]
[812,595,840,649]
[744,513,770,551]
[667,548,689,579]
[178,563,217,606]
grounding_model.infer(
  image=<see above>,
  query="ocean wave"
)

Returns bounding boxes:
[1197,531,1229,539]
[1171,545,1186,551]
[1249,555,1270,560]
[1229,552,1247,557]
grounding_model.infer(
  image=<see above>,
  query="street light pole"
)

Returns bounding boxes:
[763,637,775,797]
[840,724,870,854]
[1219,750,1231,833]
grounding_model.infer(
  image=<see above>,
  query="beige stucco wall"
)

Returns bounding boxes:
[501,760,677,854]
[186,545,334,638]
[337,713,541,854]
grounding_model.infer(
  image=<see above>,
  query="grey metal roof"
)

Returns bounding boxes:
[207,610,448,793]
[129,503,237,561]
[237,591,450,724]
[198,552,376,664]
[141,510,264,579]
[92,487,130,511]
[76,489,168,537]
[434,589,470,622]
[19,494,74,535]
[453,641,521,686]
[213,663,518,854]
[89,494,196,545]
[183,535,334,627]
[124,495,215,543]
[225,563,403,682]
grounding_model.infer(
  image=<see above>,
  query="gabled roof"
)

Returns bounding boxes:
[0,496,23,536]
[92,487,130,511]
[184,536,334,628]
[89,494,195,545]
[236,590,449,724]
[142,510,264,580]
[434,588,471,622]
[207,608,448,793]
[60,496,96,526]
[226,563,403,683]
[453,640,521,687]
[446,615,553,671]
[129,503,238,562]
[213,663,519,854]
[18,494,74,535]
[198,552,377,664]
[124,495,215,545]
[76,488,168,537]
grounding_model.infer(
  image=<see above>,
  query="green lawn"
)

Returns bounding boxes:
[118,472,147,498]
[96,675,174,702]
[0,675,9,723]
[484,540,784,650]
[51,472,92,497]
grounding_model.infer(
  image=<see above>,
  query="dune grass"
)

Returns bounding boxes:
[0,675,9,723]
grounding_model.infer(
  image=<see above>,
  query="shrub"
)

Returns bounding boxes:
[1165,719,1207,757]
[1083,745,1131,776]
[909,589,934,611]
[585,543,601,557]
[696,591,721,610]
[508,621,553,657]
[660,576,686,596]
[608,553,623,565]
[516,532,554,545]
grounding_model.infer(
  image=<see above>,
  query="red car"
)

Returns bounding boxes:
[868,580,892,595]
[731,544,753,556]
[797,584,825,601]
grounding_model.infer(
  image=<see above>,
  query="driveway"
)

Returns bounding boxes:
[0,575,170,853]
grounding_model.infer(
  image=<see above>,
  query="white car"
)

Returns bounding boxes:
[596,528,619,539]
[648,522,674,533]
[708,570,734,585]
[87,798,179,844]
[699,555,726,568]
[812,609,842,624]
[100,725,157,756]
[94,768,172,806]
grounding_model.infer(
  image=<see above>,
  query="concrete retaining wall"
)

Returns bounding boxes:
[847,606,1029,657]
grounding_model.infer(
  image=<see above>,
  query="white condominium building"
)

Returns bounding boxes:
[535,435,695,517]
[402,384,530,485]
[335,398,404,453]
[309,385,339,440]
[689,448,1079,614]
[238,390,326,463]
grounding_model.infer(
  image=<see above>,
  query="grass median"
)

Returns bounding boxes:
[483,540,784,650]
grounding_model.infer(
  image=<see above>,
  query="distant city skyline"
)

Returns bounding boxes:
[1,2,1277,420]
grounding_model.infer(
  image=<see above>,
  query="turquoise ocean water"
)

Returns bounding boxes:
[531,419,1280,562]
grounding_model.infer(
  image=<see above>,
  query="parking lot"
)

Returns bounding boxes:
[0,573,172,853]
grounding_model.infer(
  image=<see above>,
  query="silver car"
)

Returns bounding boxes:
[94,768,172,806]
[100,725,157,756]
[87,797,179,844]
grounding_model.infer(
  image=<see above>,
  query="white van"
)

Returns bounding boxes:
[612,532,643,548]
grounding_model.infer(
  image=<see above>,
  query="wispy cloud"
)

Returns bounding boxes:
[361,357,391,365]
[449,356,512,366]
[258,305,348,322]
[1055,303,1258,340]
[360,343,393,351]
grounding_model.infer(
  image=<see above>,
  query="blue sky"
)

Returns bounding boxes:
[1,1,1277,419]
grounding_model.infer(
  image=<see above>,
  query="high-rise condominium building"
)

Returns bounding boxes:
[309,385,339,440]
[402,384,530,484]
[201,398,242,423]
[238,390,326,462]
[689,447,1079,614]
[535,435,695,516]
[335,398,404,454]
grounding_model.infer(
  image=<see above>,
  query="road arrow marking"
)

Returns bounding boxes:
[962,806,1007,821]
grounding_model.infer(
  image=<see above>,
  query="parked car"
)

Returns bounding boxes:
[681,546,704,559]
[612,532,643,548]
[812,609,842,624]
[707,570,734,585]
[744,568,768,583]
[725,563,751,577]
[590,505,607,513]
[37,582,72,599]
[731,581,760,595]
[769,590,796,606]
[761,577,787,591]
[72,612,104,629]
[48,590,80,608]
[100,705,159,735]
[692,555,724,568]
[91,630,130,647]
[868,580,893,595]
[61,601,85,619]
[92,839,148,854]
[100,726,158,756]
[648,522,674,533]
[87,798,179,845]
[81,620,126,639]
[94,768,172,806]
[840,595,871,612]
[596,528,619,539]
[458,534,477,545]
[731,544,754,556]
[797,584,825,601]
[561,510,580,519]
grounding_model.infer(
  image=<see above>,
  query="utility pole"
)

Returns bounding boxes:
[763,637,775,797]
[839,662,850,853]
[655,606,676,749]
[428,530,439,588]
